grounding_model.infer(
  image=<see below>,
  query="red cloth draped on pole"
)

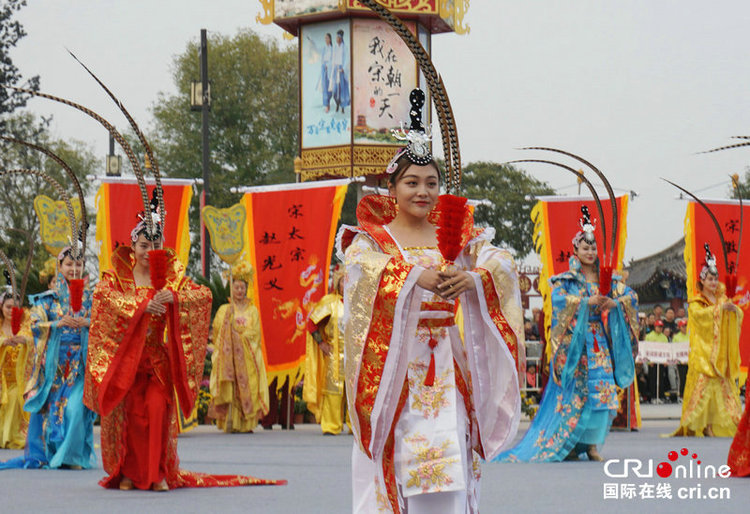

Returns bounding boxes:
[684,199,750,371]
[95,177,193,274]
[241,180,348,391]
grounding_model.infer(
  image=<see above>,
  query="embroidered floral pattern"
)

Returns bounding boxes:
[594,380,618,408]
[407,361,453,419]
[404,434,459,493]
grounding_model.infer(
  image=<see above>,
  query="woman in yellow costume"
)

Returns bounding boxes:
[673,244,743,437]
[0,291,31,449]
[208,261,269,433]
[303,266,346,435]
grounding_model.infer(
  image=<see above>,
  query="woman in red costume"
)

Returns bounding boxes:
[728,376,750,476]
[84,214,285,491]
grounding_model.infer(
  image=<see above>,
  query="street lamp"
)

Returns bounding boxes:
[190,81,211,111]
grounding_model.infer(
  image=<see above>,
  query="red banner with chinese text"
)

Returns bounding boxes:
[95,178,193,274]
[531,195,630,354]
[241,181,348,388]
[684,200,750,370]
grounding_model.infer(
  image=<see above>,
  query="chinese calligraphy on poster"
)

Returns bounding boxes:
[352,18,418,144]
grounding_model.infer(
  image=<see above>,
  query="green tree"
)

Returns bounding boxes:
[0,113,99,298]
[730,166,750,199]
[0,0,39,132]
[149,29,298,275]
[461,161,554,258]
[150,29,298,200]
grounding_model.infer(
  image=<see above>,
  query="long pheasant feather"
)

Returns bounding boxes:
[67,50,166,223]
[730,174,744,269]
[0,249,18,306]
[357,0,462,191]
[1,85,154,238]
[1,168,77,259]
[504,159,608,258]
[662,178,730,273]
[522,147,618,267]
[1,136,88,261]
[699,141,750,154]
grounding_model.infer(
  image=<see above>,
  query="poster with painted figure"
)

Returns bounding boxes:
[301,20,351,148]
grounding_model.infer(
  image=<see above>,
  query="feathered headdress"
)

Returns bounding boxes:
[693,138,747,295]
[573,205,597,248]
[505,148,618,295]
[700,243,719,280]
[0,250,23,335]
[1,84,160,242]
[387,89,433,170]
[131,189,165,243]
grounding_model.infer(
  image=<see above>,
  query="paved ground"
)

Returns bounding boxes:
[0,403,747,513]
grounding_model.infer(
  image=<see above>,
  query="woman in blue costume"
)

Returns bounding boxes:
[497,211,638,462]
[0,247,96,469]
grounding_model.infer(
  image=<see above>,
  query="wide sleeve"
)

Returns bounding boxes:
[607,281,639,387]
[0,310,32,406]
[169,278,212,417]
[465,239,525,371]
[718,299,744,381]
[342,232,421,459]
[209,303,229,399]
[241,304,261,343]
[721,299,743,383]
[457,238,523,459]
[549,279,587,387]
[24,296,56,402]
[84,272,150,414]
[685,297,741,379]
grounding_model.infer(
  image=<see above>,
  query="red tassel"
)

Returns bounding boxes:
[424,354,436,387]
[149,249,168,290]
[69,279,84,313]
[599,265,613,297]
[424,334,438,387]
[11,306,22,336]
[593,339,600,352]
[436,194,469,263]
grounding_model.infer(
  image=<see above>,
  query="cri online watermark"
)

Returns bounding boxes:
[602,447,731,500]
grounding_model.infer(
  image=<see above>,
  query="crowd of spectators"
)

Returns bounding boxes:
[637,303,689,404]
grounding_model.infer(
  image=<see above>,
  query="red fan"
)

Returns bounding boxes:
[436,194,468,263]
[69,278,85,313]
[11,306,23,336]
[149,249,168,290]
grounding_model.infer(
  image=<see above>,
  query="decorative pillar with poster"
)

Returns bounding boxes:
[256,0,470,181]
